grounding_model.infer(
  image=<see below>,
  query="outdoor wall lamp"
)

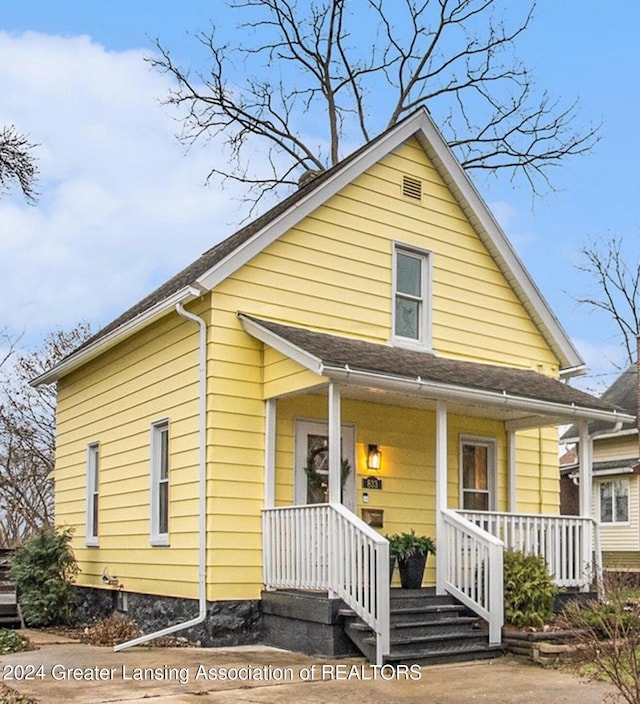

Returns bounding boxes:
[367,444,382,470]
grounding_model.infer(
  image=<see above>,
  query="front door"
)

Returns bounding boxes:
[294,419,356,512]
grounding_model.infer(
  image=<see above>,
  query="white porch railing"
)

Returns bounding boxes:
[459,510,602,591]
[262,503,390,666]
[441,509,504,643]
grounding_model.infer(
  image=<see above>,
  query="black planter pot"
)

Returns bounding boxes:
[389,556,396,583]
[398,553,428,589]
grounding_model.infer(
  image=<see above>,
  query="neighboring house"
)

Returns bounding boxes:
[562,363,640,571]
[34,108,631,665]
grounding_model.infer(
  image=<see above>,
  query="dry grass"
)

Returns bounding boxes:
[0,683,36,704]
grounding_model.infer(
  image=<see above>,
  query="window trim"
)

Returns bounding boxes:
[391,242,432,350]
[150,419,170,546]
[459,435,497,511]
[85,442,99,547]
[598,478,630,525]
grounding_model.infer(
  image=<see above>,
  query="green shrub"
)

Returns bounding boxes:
[503,549,557,628]
[0,629,31,653]
[9,526,79,627]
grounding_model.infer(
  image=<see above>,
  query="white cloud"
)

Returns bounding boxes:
[0,31,246,340]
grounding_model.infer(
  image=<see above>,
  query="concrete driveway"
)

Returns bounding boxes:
[0,630,614,704]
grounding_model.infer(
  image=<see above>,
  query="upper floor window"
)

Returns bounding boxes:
[599,479,629,524]
[86,443,99,547]
[393,245,431,347]
[150,419,170,546]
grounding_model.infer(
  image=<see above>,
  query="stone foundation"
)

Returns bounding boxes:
[71,586,261,647]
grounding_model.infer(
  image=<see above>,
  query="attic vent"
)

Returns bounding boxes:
[402,175,422,201]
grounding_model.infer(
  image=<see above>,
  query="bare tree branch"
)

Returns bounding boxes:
[0,125,39,202]
[574,235,640,367]
[149,0,599,209]
[0,324,91,546]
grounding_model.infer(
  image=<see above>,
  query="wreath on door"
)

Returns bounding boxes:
[303,446,352,491]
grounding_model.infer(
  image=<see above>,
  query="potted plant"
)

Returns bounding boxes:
[387,530,436,589]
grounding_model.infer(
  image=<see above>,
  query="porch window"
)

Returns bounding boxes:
[599,479,629,524]
[85,442,99,547]
[393,245,431,347]
[460,437,496,511]
[150,419,170,546]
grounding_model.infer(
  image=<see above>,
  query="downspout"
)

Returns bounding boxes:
[114,301,207,650]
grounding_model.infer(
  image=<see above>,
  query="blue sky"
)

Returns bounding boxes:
[2,1,639,392]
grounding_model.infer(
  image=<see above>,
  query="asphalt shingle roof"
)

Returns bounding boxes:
[562,362,638,439]
[244,316,620,413]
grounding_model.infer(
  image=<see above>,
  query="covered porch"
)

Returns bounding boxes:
[240,314,633,665]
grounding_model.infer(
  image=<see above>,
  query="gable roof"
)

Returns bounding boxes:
[34,107,584,386]
[239,314,629,427]
[562,362,638,440]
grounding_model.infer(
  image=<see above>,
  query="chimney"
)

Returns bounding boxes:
[297,169,324,189]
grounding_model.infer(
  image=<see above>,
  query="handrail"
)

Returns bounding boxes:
[459,509,599,590]
[262,503,390,666]
[441,509,504,643]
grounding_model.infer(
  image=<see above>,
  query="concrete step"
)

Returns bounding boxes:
[342,589,501,666]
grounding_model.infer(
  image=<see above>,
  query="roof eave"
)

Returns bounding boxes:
[323,363,634,428]
[240,314,629,427]
[32,285,204,386]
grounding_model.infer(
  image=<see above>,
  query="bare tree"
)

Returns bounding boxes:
[0,125,39,202]
[574,235,640,368]
[150,0,599,210]
[0,324,91,546]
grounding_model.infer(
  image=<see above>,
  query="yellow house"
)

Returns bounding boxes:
[35,108,632,665]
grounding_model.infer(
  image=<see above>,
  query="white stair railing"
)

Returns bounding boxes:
[262,503,390,666]
[441,509,504,643]
[458,510,600,590]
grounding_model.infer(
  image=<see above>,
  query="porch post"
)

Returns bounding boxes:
[264,398,276,509]
[578,420,594,590]
[578,420,592,518]
[328,382,342,504]
[436,400,447,595]
[507,430,517,513]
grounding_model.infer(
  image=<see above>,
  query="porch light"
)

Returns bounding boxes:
[367,444,382,470]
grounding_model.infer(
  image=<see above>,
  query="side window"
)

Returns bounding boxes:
[460,437,496,511]
[393,245,431,347]
[599,479,629,524]
[86,443,99,546]
[150,420,170,546]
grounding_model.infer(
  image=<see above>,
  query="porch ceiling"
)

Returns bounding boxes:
[239,314,635,430]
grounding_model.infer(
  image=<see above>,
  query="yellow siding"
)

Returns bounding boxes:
[216,137,557,372]
[56,298,207,598]
[263,348,325,399]
[55,134,565,602]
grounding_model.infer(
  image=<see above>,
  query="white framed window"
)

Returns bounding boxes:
[599,479,629,524]
[150,419,170,546]
[392,244,432,348]
[459,436,497,511]
[86,442,99,547]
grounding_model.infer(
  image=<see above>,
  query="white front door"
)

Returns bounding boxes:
[294,419,356,512]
